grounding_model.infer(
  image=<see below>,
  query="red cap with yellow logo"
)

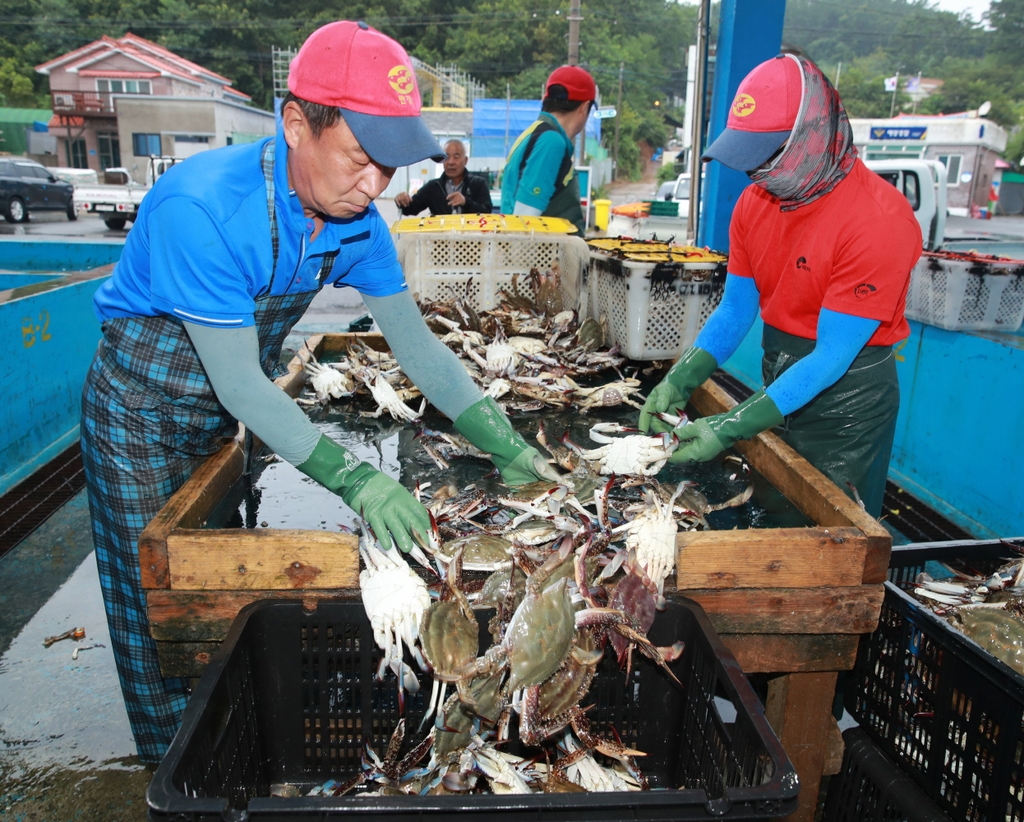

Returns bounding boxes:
[702,54,803,172]
[288,21,445,166]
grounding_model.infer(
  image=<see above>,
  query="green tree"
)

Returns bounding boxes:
[987,0,1024,61]
[0,57,41,107]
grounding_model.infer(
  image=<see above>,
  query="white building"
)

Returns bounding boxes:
[850,115,1007,216]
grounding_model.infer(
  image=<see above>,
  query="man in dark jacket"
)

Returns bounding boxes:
[395,139,493,215]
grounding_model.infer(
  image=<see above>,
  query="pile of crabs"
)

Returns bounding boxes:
[908,549,1024,677]
[295,278,756,797]
[303,269,658,423]
[345,461,751,797]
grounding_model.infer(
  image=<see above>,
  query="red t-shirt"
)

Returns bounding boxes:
[728,158,922,346]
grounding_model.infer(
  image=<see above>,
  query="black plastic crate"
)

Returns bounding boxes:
[846,538,1024,822]
[823,727,951,822]
[148,597,798,820]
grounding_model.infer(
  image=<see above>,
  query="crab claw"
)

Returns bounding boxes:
[655,411,687,429]
[587,422,638,444]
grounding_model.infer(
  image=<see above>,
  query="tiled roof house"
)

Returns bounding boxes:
[36,33,272,177]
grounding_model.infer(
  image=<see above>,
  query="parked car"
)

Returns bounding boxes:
[0,158,76,223]
[654,172,694,205]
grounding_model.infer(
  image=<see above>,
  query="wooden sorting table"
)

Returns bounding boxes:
[139,332,889,822]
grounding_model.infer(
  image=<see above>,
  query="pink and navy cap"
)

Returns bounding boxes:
[288,21,444,167]
[702,54,804,172]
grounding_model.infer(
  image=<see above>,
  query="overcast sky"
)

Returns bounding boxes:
[927,0,990,24]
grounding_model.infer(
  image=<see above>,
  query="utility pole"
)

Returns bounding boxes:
[568,0,584,164]
[889,70,900,118]
[568,0,582,66]
[687,0,711,244]
[614,62,624,180]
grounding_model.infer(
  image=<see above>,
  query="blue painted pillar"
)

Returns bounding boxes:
[698,0,786,252]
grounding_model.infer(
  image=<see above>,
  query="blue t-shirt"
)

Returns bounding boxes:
[500,113,574,213]
[93,129,406,327]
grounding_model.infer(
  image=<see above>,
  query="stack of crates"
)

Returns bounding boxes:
[840,538,1024,822]
[392,214,589,314]
[586,239,727,360]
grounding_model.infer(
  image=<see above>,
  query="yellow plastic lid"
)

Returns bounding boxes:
[587,237,726,263]
[392,214,578,234]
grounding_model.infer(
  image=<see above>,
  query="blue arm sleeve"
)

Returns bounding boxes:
[184,322,322,464]
[363,290,484,420]
[693,273,761,364]
[764,308,881,416]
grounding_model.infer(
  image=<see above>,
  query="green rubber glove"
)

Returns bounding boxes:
[639,347,718,434]
[453,397,560,485]
[296,434,430,553]
[668,390,784,464]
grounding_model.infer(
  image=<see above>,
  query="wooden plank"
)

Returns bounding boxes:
[691,378,891,582]
[675,528,867,589]
[148,589,359,642]
[166,529,359,590]
[156,640,220,679]
[765,672,839,822]
[719,633,860,673]
[139,440,244,589]
[684,585,884,635]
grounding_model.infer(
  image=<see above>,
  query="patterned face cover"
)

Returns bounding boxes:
[747,55,857,211]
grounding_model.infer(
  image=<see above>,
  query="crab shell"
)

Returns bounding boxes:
[420,600,479,680]
[359,543,431,687]
[366,373,424,422]
[624,496,679,597]
[580,434,676,477]
[503,577,577,692]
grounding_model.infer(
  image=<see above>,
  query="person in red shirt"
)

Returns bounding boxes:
[639,53,922,516]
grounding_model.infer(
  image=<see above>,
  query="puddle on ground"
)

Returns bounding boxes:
[0,550,148,819]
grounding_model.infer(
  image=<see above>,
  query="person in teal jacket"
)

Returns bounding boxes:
[500,65,595,233]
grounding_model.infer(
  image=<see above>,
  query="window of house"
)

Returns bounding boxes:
[97,79,151,94]
[98,132,121,169]
[936,154,963,187]
[133,133,162,157]
[69,138,88,168]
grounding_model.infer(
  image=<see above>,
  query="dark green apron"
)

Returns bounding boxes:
[761,324,899,517]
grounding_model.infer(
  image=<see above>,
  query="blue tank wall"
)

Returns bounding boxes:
[0,239,124,271]
[0,241,122,497]
[722,318,1024,538]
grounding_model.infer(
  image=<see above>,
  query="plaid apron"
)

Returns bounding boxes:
[80,140,336,762]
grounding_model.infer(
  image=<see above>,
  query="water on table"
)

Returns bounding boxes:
[205,394,811,532]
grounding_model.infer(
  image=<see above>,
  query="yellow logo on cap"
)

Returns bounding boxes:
[732,93,756,117]
[388,65,415,99]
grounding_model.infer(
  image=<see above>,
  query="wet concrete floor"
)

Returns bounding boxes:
[0,492,152,821]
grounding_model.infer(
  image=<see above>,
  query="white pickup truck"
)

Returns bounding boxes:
[864,159,948,251]
[74,156,180,230]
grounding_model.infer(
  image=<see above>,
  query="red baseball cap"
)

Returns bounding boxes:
[289,21,444,167]
[545,65,596,102]
[702,54,803,172]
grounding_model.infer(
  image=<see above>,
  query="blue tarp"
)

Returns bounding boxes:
[472,98,600,158]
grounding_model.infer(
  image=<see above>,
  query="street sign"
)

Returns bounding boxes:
[593,107,617,119]
[870,126,927,140]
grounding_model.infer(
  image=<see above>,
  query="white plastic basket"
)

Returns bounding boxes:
[906,254,1024,332]
[394,217,589,314]
[587,248,726,361]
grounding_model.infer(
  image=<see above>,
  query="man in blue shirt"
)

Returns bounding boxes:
[81,20,557,764]
[500,66,595,234]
